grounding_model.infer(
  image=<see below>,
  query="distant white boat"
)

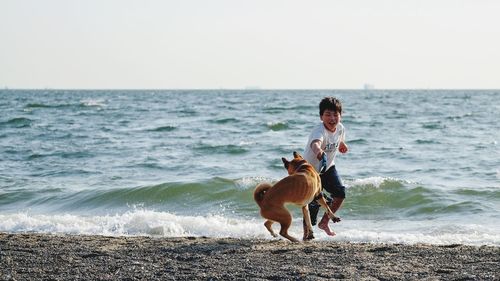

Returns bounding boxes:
[363,83,374,90]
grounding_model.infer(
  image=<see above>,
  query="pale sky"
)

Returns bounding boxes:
[1,0,499,89]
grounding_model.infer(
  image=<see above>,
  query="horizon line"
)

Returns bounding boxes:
[1,87,499,91]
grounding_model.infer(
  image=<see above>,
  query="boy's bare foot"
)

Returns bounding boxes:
[318,222,336,236]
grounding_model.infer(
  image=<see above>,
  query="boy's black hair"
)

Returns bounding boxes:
[319,97,343,116]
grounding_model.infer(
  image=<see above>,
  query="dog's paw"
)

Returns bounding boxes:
[331,216,341,223]
[302,234,315,241]
[303,233,315,241]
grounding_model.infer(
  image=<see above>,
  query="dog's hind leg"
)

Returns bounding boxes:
[279,222,298,242]
[317,196,340,222]
[262,207,298,242]
[264,220,277,237]
[276,208,298,242]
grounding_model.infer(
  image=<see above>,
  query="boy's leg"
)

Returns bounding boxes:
[318,197,344,224]
[318,197,344,235]
[317,195,336,236]
[308,200,320,226]
[330,197,345,213]
[318,166,345,236]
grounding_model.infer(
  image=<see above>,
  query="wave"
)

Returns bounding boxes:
[422,122,446,130]
[343,177,499,219]
[3,176,498,221]
[1,176,499,245]
[0,210,269,238]
[414,139,441,145]
[0,117,33,128]
[79,99,106,107]
[347,138,368,144]
[24,100,105,109]
[210,118,240,124]
[193,143,249,155]
[27,150,95,160]
[146,125,177,132]
[262,105,313,114]
[266,121,289,131]
[0,211,498,246]
[446,113,473,121]
[25,103,59,108]
[0,177,259,214]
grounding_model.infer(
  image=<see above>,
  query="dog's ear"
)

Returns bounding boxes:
[282,157,289,169]
[293,151,302,159]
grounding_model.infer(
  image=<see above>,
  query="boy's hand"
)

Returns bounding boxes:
[339,141,348,154]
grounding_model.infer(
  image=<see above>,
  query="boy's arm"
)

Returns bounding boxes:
[339,126,348,154]
[310,140,324,160]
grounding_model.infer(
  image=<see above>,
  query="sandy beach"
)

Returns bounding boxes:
[0,232,498,280]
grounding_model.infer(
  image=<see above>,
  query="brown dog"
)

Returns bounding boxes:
[254,151,340,242]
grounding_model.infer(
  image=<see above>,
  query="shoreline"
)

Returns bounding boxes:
[1,232,498,280]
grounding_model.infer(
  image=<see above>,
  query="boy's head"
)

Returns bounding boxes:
[319,97,343,116]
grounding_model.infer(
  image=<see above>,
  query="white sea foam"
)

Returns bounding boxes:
[314,219,500,246]
[235,176,275,190]
[80,99,106,107]
[348,176,388,188]
[0,211,269,239]
[346,176,415,188]
[1,211,498,246]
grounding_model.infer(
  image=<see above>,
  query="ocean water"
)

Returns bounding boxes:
[0,89,499,246]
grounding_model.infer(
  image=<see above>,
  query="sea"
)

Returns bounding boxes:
[1,89,499,246]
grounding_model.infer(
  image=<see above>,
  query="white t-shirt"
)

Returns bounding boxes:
[304,122,345,172]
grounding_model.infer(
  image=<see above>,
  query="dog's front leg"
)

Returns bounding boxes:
[301,205,315,241]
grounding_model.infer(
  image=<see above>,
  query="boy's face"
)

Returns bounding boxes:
[320,109,341,132]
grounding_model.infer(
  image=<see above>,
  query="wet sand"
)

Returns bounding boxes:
[0,232,498,280]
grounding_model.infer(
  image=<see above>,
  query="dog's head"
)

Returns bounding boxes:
[282,151,306,175]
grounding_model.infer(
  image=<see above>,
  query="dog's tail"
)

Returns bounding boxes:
[254,182,272,206]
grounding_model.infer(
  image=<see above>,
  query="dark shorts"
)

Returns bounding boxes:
[308,165,346,225]
[320,165,346,199]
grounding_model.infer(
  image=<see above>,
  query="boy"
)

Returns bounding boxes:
[303,96,348,237]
